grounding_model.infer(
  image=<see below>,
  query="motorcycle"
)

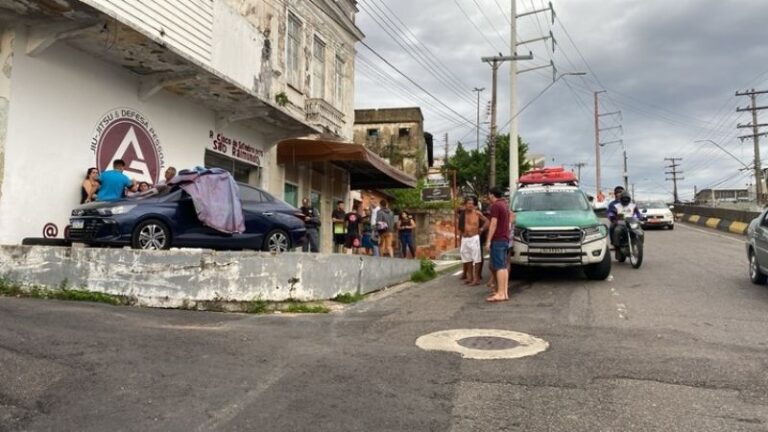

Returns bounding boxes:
[614,216,644,269]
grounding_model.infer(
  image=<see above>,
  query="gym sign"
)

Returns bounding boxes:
[90,108,165,184]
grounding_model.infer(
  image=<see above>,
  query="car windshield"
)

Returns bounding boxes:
[640,201,668,209]
[512,190,590,212]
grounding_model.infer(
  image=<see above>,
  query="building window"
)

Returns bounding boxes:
[284,182,299,207]
[367,128,379,138]
[205,150,260,186]
[334,56,345,108]
[312,37,326,99]
[287,14,302,89]
[399,128,410,138]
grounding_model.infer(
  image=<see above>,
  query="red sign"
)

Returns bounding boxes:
[91,108,164,184]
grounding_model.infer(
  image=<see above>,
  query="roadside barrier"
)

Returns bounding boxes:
[679,214,751,235]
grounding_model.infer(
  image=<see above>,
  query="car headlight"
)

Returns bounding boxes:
[97,205,136,216]
[583,225,607,244]
[513,227,527,243]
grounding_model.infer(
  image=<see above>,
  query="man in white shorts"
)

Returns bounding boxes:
[460,196,488,286]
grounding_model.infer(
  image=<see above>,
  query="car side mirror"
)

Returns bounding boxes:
[587,195,595,203]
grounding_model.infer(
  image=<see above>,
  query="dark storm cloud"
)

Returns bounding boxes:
[354,0,768,199]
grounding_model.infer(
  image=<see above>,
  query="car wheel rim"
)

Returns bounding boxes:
[269,233,288,252]
[139,224,166,250]
[751,255,758,279]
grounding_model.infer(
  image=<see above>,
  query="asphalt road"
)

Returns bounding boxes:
[2,223,768,431]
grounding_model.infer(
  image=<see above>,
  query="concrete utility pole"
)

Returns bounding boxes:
[473,87,485,152]
[573,162,587,183]
[623,142,629,191]
[594,91,606,196]
[665,158,683,204]
[482,54,532,187]
[736,89,768,205]
[444,132,449,163]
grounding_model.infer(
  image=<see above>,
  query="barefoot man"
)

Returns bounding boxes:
[485,187,511,302]
[460,196,488,286]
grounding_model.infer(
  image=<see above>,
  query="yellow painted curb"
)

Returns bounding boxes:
[705,218,721,228]
[688,215,700,223]
[729,221,749,234]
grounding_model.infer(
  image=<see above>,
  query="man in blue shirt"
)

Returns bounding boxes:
[96,159,136,202]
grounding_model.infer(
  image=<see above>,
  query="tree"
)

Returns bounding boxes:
[444,134,531,197]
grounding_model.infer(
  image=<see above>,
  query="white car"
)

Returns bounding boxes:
[637,201,675,230]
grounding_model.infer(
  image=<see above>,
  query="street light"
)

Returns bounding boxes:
[694,139,752,171]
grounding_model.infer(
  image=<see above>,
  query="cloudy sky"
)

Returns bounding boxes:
[353,0,768,201]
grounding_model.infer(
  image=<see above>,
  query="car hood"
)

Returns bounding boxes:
[515,210,599,229]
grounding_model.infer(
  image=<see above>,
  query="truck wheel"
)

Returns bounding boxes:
[585,247,611,280]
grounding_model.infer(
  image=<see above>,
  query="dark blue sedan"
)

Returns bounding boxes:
[68,184,306,252]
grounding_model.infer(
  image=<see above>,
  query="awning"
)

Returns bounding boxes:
[277,137,417,189]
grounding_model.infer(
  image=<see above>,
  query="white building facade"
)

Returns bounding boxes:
[0,0,364,251]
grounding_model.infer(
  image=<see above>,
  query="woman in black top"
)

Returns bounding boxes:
[397,211,417,259]
[81,167,100,204]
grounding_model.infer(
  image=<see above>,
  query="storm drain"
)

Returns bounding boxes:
[415,329,549,360]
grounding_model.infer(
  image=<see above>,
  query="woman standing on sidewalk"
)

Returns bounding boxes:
[397,211,417,259]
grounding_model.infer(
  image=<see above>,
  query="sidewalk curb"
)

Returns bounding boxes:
[681,214,749,236]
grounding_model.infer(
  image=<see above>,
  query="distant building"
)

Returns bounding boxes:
[354,107,428,178]
[695,188,750,204]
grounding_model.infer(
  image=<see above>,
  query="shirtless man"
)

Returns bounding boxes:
[460,196,488,286]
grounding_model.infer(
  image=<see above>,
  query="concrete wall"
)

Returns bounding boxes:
[678,205,762,235]
[0,246,421,307]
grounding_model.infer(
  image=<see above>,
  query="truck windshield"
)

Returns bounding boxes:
[512,190,590,212]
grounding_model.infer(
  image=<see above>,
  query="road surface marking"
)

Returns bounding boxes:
[416,329,549,360]
[453,270,463,276]
[677,223,744,244]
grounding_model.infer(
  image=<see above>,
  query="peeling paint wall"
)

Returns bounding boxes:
[353,121,427,178]
[0,28,13,203]
[225,0,360,140]
[0,246,421,305]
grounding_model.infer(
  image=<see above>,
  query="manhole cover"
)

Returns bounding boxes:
[457,336,520,350]
[416,329,549,360]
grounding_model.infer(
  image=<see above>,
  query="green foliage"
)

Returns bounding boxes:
[0,278,128,306]
[411,259,437,283]
[332,292,365,304]
[386,179,453,211]
[245,299,270,314]
[444,134,532,197]
[284,302,330,314]
[275,91,289,107]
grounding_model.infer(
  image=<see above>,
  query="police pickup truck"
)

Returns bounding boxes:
[510,167,611,280]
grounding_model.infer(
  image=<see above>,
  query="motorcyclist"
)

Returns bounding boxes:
[608,191,641,246]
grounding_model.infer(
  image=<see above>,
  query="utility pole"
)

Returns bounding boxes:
[736,88,768,205]
[573,162,587,183]
[482,55,531,187]
[473,87,485,152]
[594,91,606,196]
[665,158,683,204]
[623,142,629,191]
[444,132,449,163]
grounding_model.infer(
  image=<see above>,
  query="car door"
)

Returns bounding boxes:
[238,186,274,249]
[754,211,768,268]
[172,189,236,249]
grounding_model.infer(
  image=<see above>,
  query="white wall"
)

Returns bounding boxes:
[0,28,271,244]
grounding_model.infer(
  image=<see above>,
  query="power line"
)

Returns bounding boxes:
[452,0,504,53]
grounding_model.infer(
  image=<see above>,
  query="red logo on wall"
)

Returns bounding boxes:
[90,108,164,184]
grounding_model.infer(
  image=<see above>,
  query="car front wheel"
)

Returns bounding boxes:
[263,229,290,253]
[132,219,171,250]
[749,251,767,284]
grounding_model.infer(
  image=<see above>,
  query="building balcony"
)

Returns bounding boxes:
[306,98,345,136]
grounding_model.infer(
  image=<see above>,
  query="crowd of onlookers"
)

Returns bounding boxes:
[299,198,419,259]
[79,159,176,204]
